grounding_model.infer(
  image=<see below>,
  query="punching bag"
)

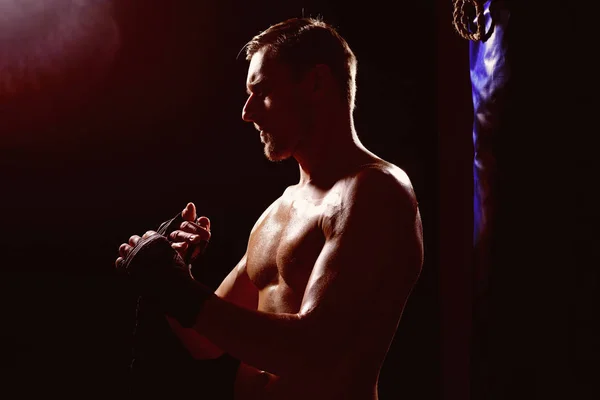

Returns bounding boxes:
[469,0,510,303]
[458,1,512,398]
[461,1,598,398]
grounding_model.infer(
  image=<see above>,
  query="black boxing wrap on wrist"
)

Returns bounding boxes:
[122,233,213,328]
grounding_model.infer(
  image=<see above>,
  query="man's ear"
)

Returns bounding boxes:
[306,64,333,98]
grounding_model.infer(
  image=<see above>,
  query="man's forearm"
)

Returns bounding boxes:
[120,231,336,374]
[166,316,225,360]
[193,295,332,376]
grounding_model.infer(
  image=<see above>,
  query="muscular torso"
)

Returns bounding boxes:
[247,183,330,314]
[235,162,418,400]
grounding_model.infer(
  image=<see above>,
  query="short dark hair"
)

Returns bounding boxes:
[244,17,358,111]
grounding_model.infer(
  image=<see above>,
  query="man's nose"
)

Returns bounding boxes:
[242,95,255,123]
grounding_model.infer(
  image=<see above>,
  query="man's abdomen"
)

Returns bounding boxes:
[234,361,379,400]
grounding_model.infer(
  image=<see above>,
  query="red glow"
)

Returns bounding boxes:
[0,0,120,98]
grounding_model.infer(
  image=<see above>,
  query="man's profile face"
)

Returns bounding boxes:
[242,48,311,161]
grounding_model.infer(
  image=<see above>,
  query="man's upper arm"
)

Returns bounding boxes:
[215,253,258,310]
[299,168,423,331]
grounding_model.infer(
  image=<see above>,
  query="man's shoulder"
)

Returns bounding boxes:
[345,162,417,209]
[325,161,422,259]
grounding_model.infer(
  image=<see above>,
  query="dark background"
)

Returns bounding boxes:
[2,1,598,399]
[2,1,442,399]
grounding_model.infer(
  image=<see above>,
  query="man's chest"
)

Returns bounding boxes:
[245,194,336,294]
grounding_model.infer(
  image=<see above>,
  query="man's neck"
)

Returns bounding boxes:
[294,118,372,188]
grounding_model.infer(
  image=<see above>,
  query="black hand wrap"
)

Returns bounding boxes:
[156,211,184,238]
[157,212,208,268]
[121,233,213,328]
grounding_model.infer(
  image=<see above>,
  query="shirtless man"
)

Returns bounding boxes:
[116,18,423,399]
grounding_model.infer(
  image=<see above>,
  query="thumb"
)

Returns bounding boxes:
[181,202,197,221]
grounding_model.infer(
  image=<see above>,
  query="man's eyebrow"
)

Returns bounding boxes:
[246,80,267,95]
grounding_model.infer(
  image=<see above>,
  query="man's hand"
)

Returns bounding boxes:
[114,222,213,328]
[115,230,159,272]
[170,202,211,264]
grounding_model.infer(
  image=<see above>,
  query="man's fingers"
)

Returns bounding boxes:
[119,243,132,258]
[128,235,141,247]
[178,221,211,236]
[169,229,210,244]
[142,230,157,239]
[172,241,188,249]
[181,202,197,222]
[117,231,158,271]
[171,241,189,251]
[171,241,189,260]
[197,216,210,231]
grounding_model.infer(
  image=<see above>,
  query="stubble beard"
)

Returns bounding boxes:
[262,132,290,162]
